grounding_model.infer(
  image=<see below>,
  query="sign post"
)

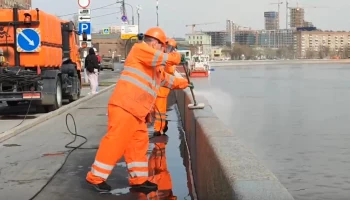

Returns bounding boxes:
[78,0,91,83]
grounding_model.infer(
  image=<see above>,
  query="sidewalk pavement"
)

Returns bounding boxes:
[0,89,192,200]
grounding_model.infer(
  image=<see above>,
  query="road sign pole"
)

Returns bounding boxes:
[82,49,89,84]
[137,6,141,33]
[84,68,89,83]
[137,12,140,33]
[78,0,91,84]
[156,0,159,26]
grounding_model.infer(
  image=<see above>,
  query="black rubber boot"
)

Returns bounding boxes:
[87,180,112,192]
[130,180,158,193]
[153,131,162,137]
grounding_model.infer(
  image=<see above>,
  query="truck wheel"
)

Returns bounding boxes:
[69,77,81,102]
[6,101,19,106]
[44,78,63,112]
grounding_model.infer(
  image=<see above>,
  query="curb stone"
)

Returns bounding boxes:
[0,84,116,143]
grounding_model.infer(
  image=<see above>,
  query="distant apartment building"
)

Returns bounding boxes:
[257,29,294,48]
[264,11,279,30]
[211,47,223,59]
[98,26,121,34]
[204,31,227,46]
[226,20,237,46]
[0,0,31,9]
[303,21,314,27]
[294,31,350,58]
[185,33,211,55]
[234,30,258,46]
[186,33,211,45]
[174,37,187,46]
[290,7,305,28]
[109,26,121,34]
[91,33,124,57]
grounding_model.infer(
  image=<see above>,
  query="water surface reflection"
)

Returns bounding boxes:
[194,64,350,200]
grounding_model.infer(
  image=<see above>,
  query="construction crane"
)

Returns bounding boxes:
[185,22,219,34]
[269,0,283,16]
[289,2,328,9]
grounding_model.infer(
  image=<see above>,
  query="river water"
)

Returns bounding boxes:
[194,63,350,200]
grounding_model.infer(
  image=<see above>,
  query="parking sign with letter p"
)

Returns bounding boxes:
[78,22,91,35]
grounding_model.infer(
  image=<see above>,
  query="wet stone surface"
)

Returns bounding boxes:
[32,95,193,200]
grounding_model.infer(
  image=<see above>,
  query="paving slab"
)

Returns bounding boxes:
[0,71,120,134]
[0,90,193,200]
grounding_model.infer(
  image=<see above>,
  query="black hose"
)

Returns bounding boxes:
[28,113,98,200]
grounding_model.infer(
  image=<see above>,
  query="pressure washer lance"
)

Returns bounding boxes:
[182,61,205,109]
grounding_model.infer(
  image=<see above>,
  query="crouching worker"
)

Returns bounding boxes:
[153,39,179,137]
[86,27,191,193]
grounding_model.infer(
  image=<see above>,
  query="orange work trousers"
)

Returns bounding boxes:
[153,97,167,132]
[148,143,176,199]
[86,105,149,185]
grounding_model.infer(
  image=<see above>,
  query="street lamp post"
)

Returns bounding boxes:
[137,5,142,33]
[156,0,159,26]
[117,1,135,25]
[125,4,134,25]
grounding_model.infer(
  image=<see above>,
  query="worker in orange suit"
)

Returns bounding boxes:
[86,27,194,193]
[153,39,178,137]
[147,141,177,199]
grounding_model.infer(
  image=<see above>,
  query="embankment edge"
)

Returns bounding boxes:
[173,79,294,200]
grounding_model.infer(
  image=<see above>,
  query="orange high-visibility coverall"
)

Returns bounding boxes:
[86,42,189,186]
[153,64,176,133]
[147,143,177,200]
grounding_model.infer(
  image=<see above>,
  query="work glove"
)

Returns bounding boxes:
[188,82,194,89]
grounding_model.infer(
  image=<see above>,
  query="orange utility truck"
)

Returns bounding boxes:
[0,8,82,112]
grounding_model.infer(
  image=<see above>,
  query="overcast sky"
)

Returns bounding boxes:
[32,0,349,37]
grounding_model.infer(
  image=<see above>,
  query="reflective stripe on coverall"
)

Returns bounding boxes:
[153,64,176,132]
[86,42,189,185]
[147,143,176,199]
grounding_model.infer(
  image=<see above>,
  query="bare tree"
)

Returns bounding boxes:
[340,45,350,59]
[318,46,330,59]
[305,48,315,59]
[230,44,244,60]
[263,48,276,59]
[72,14,79,30]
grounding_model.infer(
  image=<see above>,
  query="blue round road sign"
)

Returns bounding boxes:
[121,15,127,22]
[17,28,41,52]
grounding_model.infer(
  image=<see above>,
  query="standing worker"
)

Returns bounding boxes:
[153,39,178,136]
[86,27,194,193]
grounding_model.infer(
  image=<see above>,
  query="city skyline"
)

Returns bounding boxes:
[32,0,349,37]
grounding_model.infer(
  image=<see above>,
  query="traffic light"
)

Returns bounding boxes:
[82,32,87,41]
